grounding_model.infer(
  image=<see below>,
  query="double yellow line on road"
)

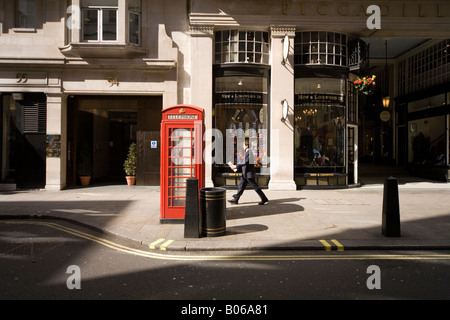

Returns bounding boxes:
[2,220,450,262]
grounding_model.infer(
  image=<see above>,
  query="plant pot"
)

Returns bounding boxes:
[126,176,136,186]
[80,176,91,186]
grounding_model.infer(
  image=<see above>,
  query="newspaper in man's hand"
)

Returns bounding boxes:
[227,161,237,172]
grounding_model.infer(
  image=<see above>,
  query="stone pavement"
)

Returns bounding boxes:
[1,165,450,252]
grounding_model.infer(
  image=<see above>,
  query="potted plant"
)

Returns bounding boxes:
[77,140,92,186]
[354,75,376,95]
[123,142,137,185]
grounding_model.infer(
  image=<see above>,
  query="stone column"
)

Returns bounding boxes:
[118,0,127,44]
[45,93,67,191]
[268,26,297,191]
[190,25,214,187]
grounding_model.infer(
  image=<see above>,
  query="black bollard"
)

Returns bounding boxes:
[184,178,201,238]
[382,176,401,237]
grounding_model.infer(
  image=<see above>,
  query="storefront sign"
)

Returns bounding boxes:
[307,173,335,177]
[380,111,391,122]
[215,92,266,105]
[281,2,448,18]
[295,93,345,105]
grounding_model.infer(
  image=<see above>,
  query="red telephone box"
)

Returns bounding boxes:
[160,105,205,222]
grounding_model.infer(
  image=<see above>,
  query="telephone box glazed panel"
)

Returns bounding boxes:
[160,105,205,222]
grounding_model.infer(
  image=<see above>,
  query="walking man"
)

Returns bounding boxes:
[228,139,269,205]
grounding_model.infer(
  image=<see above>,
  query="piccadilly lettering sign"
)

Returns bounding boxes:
[281,1,447,18]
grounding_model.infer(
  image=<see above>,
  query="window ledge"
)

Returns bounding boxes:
[59,42,148,58]
[13,28,37,33]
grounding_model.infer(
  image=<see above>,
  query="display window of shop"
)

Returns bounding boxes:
[294,77,346,171]
[214,74,269,169]
[213,69,270,186]
[408,92,449,167]
[213,29,271,187]
[409,115,447,166]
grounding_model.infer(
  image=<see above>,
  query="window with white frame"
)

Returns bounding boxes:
[215,30,270,65]
[81,0,118,42]
[294,32,347,67]
[398,39,450,96]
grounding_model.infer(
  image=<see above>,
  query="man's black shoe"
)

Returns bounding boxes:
[228,199,238,204]
[258,200,268,205]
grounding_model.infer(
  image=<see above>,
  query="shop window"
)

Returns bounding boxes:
[409,116,446,166]
[294,78,346,170]
[16,0,35,28]
[214,75,269,173]
[215,30,270,65]
[81,0,118,42]
[408,93,446,113]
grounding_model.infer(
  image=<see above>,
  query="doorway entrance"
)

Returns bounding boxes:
[1,93,47,189]
[347,124,358,184]
[67,95,162,186]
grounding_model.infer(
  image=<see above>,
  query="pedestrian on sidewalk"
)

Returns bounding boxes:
[228,138,268,205]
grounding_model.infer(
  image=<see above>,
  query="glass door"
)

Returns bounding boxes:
[347,124,358,184]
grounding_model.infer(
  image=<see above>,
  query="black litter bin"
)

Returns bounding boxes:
[200,187,226,237]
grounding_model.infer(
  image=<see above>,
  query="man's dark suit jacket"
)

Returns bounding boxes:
[236,148,256,179]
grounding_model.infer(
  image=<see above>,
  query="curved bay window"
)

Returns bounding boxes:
[215,30,270,65]
[213,29,270,187]
[294,31,347,67]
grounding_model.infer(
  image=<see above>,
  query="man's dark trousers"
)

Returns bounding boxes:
[233,176,268,203]
[232,149,268,204]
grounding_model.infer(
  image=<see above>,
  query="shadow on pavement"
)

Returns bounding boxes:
[226,200,304,220]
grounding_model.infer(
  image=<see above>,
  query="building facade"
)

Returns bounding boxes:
[0,0,449,191]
